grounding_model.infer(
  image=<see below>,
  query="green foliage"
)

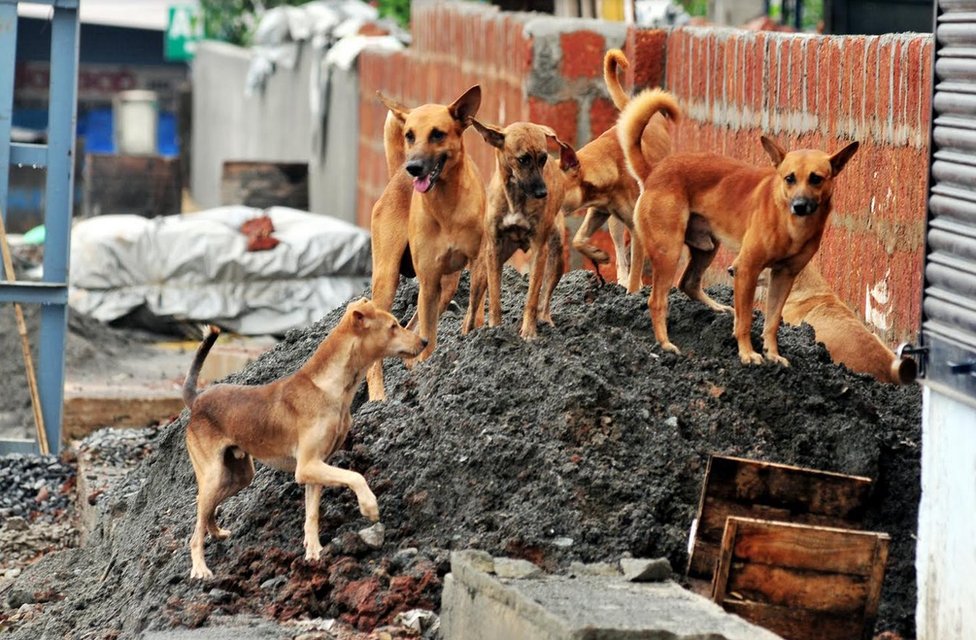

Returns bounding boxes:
[377,0,410,28]
[679,0,708,18]
[200,0,320,46]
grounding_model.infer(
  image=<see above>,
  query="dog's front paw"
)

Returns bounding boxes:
[190,565,214,580]
[358,495,380,522]
[766,353,790,367]
[304,539,323,561]
[739,351,764,365]
[520,325,538,340]
[660,341,681,355]
[211,527,231,540]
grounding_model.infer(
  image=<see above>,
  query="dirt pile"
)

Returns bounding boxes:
[2,270,921,638]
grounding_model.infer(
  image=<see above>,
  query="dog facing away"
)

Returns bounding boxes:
[563,50,679,292]
[781,264,917,384]
[462,120,580,339]
[366,87,487,401]
[619,91,859,365]
[182,299,425,579]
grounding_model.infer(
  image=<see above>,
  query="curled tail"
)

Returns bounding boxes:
[183,325,220,408]
[616,88,682,183]
[383,111,405,179]
[603,49,630,110]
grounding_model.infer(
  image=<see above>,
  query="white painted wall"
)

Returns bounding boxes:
[916,386,976,639]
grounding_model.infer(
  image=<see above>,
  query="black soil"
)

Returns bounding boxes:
[3,270,922,638]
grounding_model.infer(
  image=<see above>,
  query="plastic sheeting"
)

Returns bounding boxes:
[69,207,372,335]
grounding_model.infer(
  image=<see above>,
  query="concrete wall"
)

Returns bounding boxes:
[916,387,976,640]
[190,41,360,225]
[356,1,932,344]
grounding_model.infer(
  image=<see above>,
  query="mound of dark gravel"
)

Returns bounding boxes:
[2,270,921,638]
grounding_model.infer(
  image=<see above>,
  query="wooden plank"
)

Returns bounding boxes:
[727,563,870,613]
[688,454,872,579]
[713,518,891,640]
[705,455,872,518]
[722,600,865,640]
[731,518,889,576]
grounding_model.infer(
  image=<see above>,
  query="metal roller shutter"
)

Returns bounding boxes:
[923,0,976,403]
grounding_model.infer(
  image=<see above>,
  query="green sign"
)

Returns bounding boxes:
[165,5,203,61]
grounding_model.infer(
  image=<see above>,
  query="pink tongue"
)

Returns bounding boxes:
[413,175,433,193]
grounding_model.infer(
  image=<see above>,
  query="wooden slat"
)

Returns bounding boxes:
[713,518,891,640]
[726,563,870,613]
[722,600,866,640]
[688,454,873,579]
[731,518,888,577]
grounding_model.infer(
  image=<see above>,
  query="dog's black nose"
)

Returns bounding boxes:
[420,337,429,348]
[405,161,425,178]
[532,187,548,199]
[791,199,818,216]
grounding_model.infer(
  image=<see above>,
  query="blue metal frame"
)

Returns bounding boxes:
[0,0,79,455]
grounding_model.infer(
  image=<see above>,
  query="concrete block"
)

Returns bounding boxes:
[620,557,672,582]
[493,557,543,579]
[442,550,783,640]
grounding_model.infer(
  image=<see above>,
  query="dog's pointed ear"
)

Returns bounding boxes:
[830,141,860,175]
[351,308,369,330]
[377,91,409,123]
[761,136,787,167]
[472,119,505,149]
[449,85,482,127]
[542,129,580,172]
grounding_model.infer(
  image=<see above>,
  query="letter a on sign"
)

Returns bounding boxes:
[166,5,203,61]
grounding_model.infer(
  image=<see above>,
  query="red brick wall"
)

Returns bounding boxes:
[356,3,932,343]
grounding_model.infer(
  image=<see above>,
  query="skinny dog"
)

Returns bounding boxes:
[367,87,486,401]
[183,299,425,579]
[462,120,579,338]
[780,264,917,384]
[619,90,859,365]
[564,50,678,291]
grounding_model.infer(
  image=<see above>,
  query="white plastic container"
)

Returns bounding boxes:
[113,90,159,156]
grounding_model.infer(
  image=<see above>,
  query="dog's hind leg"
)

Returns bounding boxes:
[608,215,632,287]
[637,194,685,354]
[679,244,733,314]
[303,484,324,561]
[206,447,254,540]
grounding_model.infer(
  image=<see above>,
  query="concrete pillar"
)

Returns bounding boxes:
[709,0,765,26]
[916,386,976,639]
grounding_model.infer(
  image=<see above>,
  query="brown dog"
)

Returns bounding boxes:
[564,50,678,291]
[367,87,487,401]
[462,120,579,338]
[183,299,425,579]
[780,264,917,384]
[619,90,859,365]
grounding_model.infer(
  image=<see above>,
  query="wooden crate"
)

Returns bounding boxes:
[712,517,890,640]
[83,153,182,218]
[687,454,873,579]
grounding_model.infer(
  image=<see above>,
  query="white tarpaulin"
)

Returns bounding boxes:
[69,207,371,335]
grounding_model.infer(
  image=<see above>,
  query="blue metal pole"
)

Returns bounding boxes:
[37,0,80,454]
[0,2,17,226]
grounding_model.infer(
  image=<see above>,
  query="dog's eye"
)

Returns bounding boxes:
[809,173,823,186]
[429,129,445,143]
[519,154,531,166]
[784,173,797,185]
[537,154,547,167]
[405,131,415,144]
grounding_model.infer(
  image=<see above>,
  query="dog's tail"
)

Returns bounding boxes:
[183,325,220,408]
[617,88,681,183]
[383,111,405,179]
[604,49,630,111]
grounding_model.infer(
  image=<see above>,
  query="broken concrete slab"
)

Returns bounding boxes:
[441,550,783,640]
[569,560,620,577]
[492,557,543,579]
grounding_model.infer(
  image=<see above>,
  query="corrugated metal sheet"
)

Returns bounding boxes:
[923,0,976,402]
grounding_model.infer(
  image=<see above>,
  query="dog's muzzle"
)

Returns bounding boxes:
[527,180,548,200]
[790,198,819,216]
[405,155,446,194]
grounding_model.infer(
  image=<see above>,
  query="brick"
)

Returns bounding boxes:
[561,30,606,79]
[528,98,579,147]
[627,28,667,91]
[589,97,618,138]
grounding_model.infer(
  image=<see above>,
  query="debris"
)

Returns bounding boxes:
[492,558,542,579]
[569,561,620,578]
[358,522,385,549]
[619,557,671,582]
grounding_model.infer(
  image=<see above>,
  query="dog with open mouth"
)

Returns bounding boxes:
[366,86,487,401]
